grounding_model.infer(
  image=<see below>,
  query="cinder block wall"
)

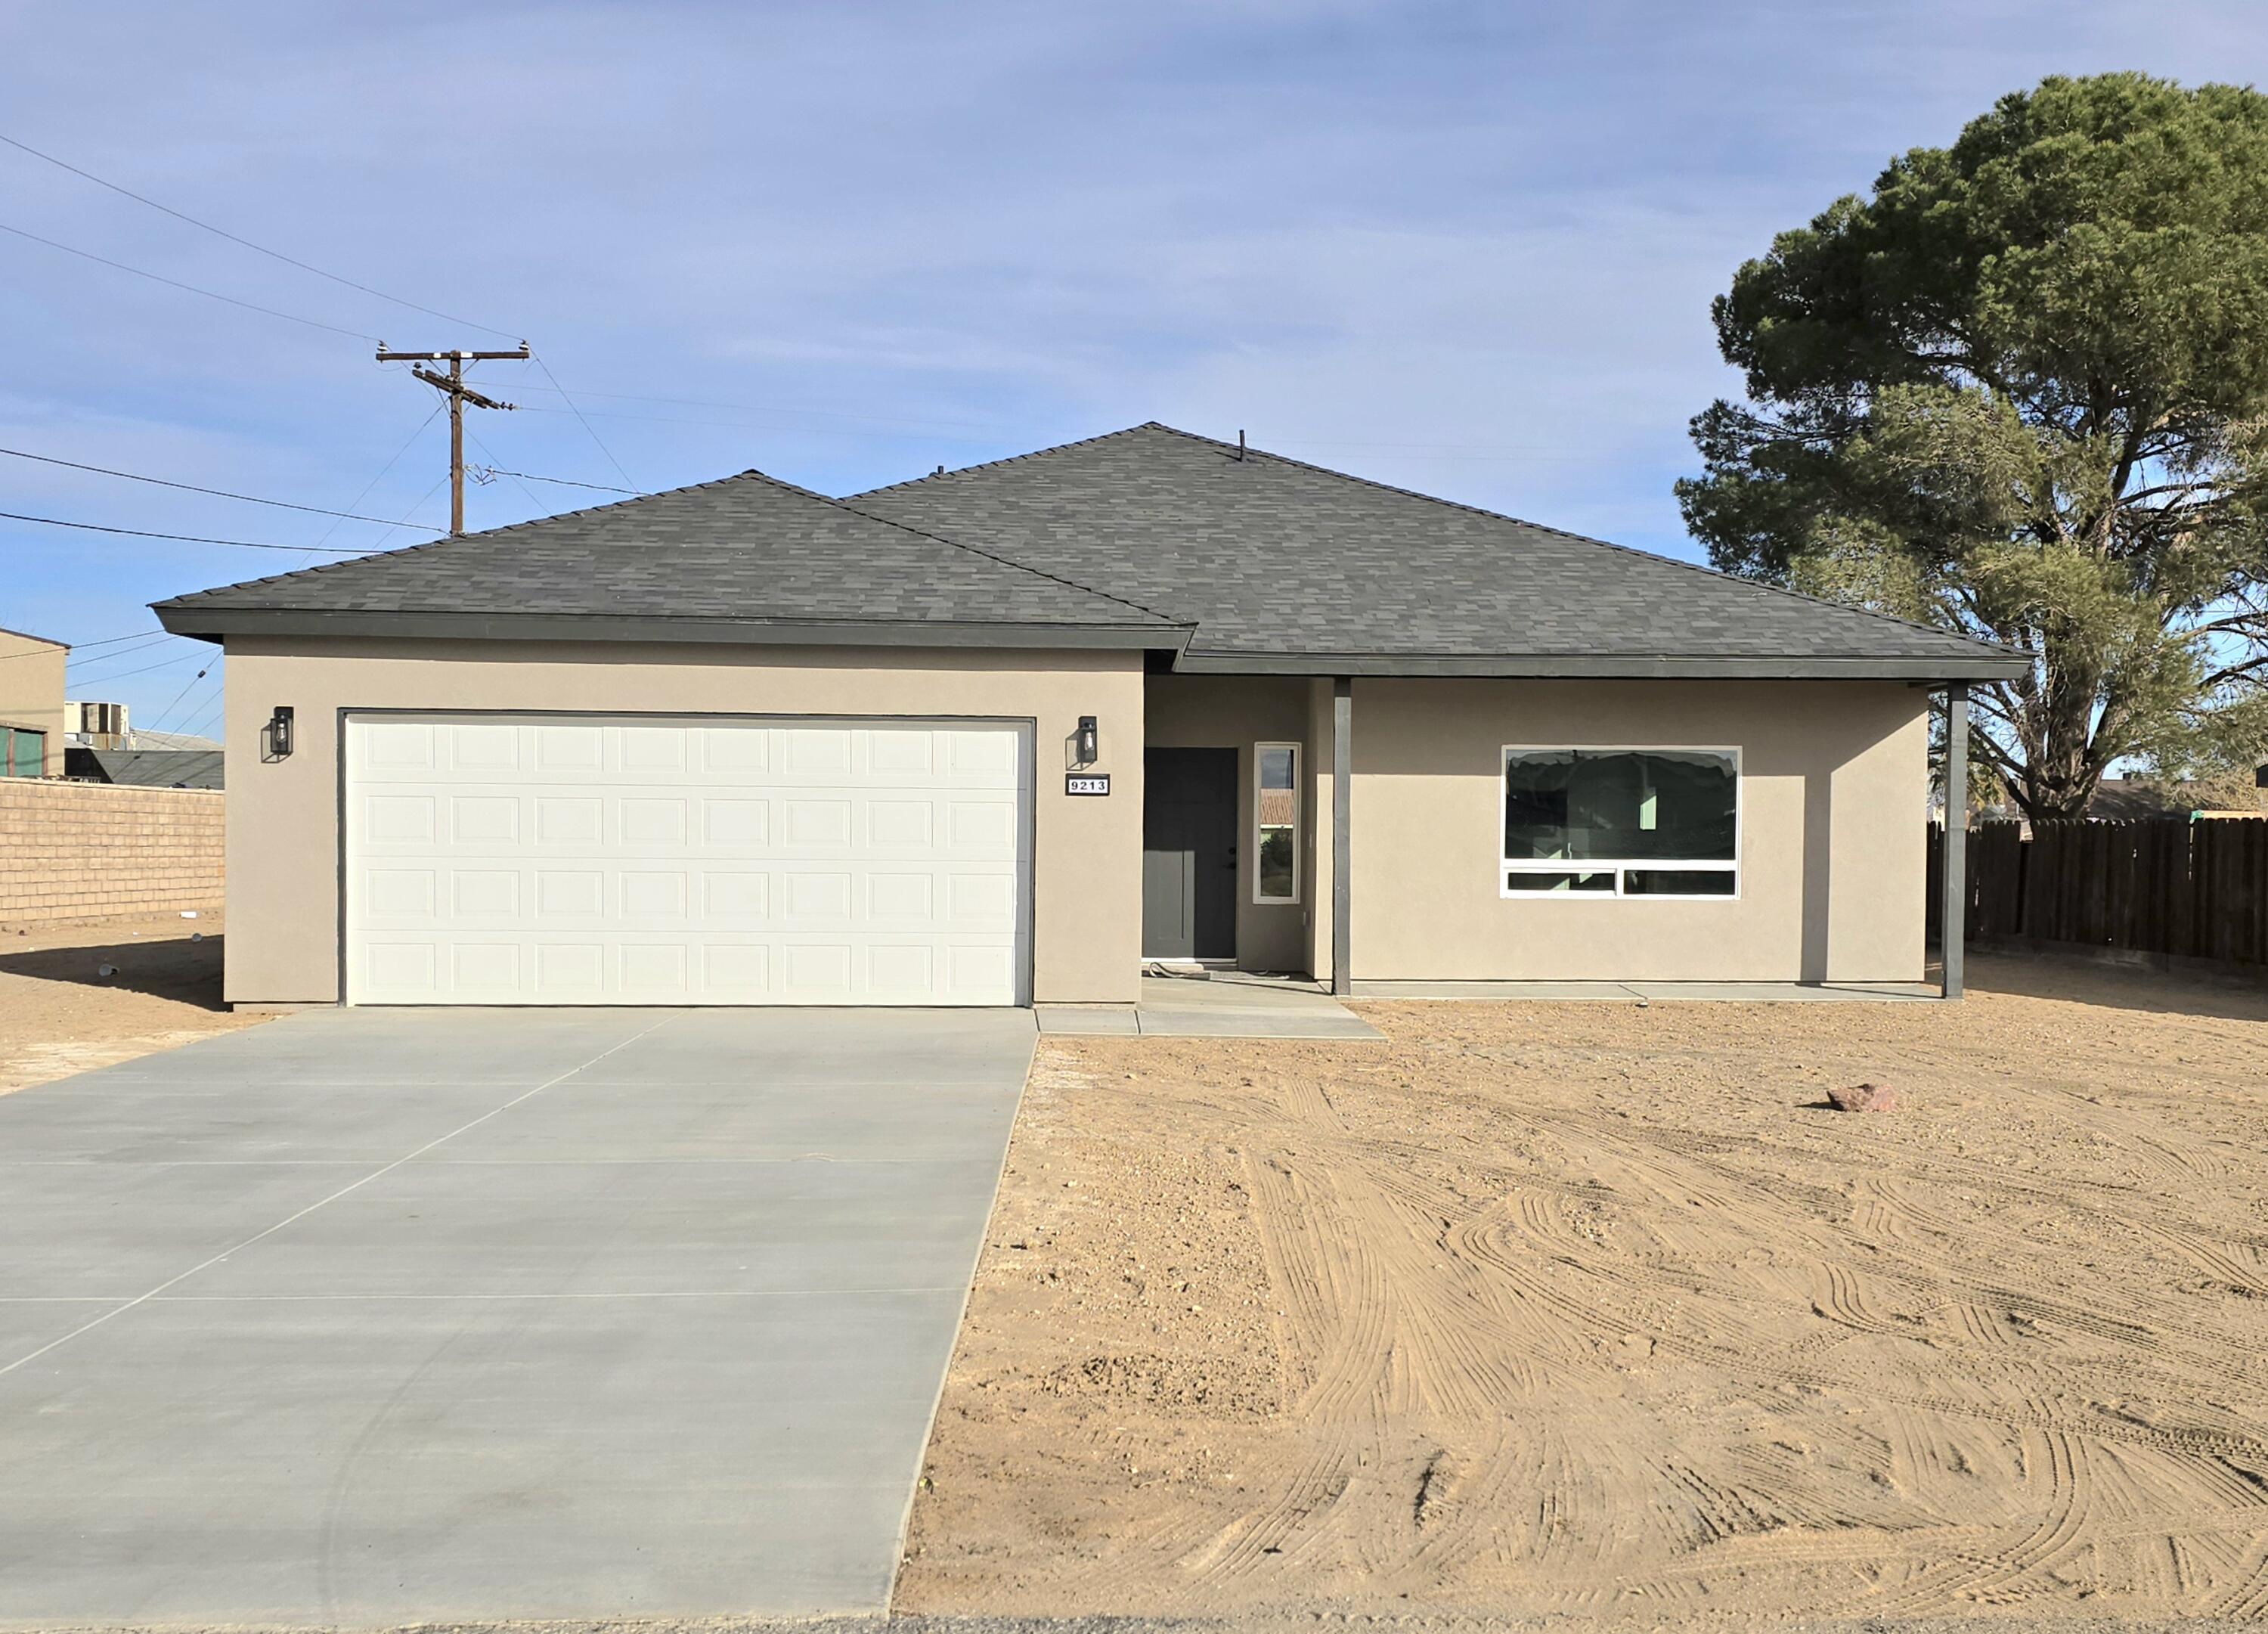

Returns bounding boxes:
[0,780,225,923]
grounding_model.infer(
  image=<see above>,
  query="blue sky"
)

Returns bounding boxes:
[3,1,2261,739]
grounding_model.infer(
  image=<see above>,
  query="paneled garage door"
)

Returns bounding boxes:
[344,714,1032,1005]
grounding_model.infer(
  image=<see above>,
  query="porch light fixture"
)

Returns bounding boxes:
[1074,715,1099,767]
[264,705,295,761]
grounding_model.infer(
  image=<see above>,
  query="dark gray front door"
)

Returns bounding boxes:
[1143,747,1238,960]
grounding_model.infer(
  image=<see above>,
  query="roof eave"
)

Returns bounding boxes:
[151,605,1191,653]
[1169,649,2031,681]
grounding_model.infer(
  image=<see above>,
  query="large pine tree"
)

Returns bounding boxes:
[1679,73,2268,817]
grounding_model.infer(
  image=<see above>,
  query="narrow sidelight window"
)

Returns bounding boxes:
[1501,747,1739,898]
[1255,742,1300,903]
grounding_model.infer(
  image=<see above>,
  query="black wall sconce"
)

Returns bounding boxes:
[1074,715,1099,767]
[262,705,295,763]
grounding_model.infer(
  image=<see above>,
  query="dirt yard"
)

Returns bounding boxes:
[0,913,263,1092]
[902,954,2268,1622]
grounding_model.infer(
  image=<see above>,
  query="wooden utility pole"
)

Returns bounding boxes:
[375,343,531,534]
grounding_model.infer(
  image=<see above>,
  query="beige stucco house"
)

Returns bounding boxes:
[154,423,2021,1011]
[0,625,67,778]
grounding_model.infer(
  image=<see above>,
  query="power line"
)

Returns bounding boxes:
[533,354,637,491]
[0,218,381,342]
[293,402,444,565]
[472,466,642,496]
[181,692,227,739]
[145,658,217,736]
[61,628,169,653]
[64,634,180,673]
[147,649,226,736]
[0,445,434,528]
[179,694,227,742]
[152,680,222,740]
[1,509,401,553]
[64,646,204,687]
[461,426,545,512]
[395,470,451,529]
[0,628,164,662]
[0,131,519,341]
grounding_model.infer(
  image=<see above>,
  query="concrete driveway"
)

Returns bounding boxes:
[0,1006,1033,1626]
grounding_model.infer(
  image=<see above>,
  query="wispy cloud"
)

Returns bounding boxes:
[0,0,2257,721]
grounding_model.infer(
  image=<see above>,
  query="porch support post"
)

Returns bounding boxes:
[1942,680,1969,1001]
[1332,676,1352,997]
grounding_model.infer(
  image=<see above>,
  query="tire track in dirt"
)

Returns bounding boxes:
[902,970,2268,1620]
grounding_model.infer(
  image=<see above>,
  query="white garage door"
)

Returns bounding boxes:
[345,714,1032,1006]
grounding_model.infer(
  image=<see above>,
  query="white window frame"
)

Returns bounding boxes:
[1499,744,1742,901]
[1253,740,1301,905]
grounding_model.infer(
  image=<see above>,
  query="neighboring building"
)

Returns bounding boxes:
[64,700,221,754]
[125,727,223,752]
[0,625,67,777]
[2087,776,2268,821]
[60,700,223,785]
[64,746,225,789]
[65,699,131,749]
[153,423,2022,1009]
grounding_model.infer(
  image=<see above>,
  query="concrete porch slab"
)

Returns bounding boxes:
[1035,1003,1139,1036]
[1352,978,1940,1002]
[1042,974,1383,1040]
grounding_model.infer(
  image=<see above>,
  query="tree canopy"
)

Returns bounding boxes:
[1678,73,2268,817]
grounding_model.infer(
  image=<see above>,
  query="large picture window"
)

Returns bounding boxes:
[1255,743,1300,903]
[1501,746,1739,898]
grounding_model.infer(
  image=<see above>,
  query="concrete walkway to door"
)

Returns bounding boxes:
[0,1006,1033,1627]
[1040,971,1384,1039]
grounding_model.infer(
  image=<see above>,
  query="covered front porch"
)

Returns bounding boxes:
[1140,672,1342,984]
[1136,670,1974,1000]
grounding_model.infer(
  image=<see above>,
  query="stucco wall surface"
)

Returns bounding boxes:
[1350,678,1929,984]
[0,629,67,777]
[221,639,1145,1006]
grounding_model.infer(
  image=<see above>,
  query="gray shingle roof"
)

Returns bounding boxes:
[154,470,1180,645]
[153,423,2022,679]
[65,746,225,789]
[850,425,2022,677]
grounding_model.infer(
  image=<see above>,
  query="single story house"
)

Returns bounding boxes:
[153,423,2022,1009]
[0,625,67,778]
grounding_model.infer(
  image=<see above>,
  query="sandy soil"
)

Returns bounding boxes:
[901,953,2268,1622]
[0,912,265,1092]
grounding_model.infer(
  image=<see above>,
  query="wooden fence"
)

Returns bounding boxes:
[1928,816,2268,967]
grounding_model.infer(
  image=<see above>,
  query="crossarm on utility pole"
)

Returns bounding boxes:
[376,343,530,535]
[407,366,514,413]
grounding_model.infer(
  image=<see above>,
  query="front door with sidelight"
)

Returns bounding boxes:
[1142,747,1237,960]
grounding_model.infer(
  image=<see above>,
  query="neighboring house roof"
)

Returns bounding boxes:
[2087,777,2268,820]
[124,728,222,752]
[64,746,225,789]
[154,423,2023,681]
[154,469,1182,650]
[0,625,67,650]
